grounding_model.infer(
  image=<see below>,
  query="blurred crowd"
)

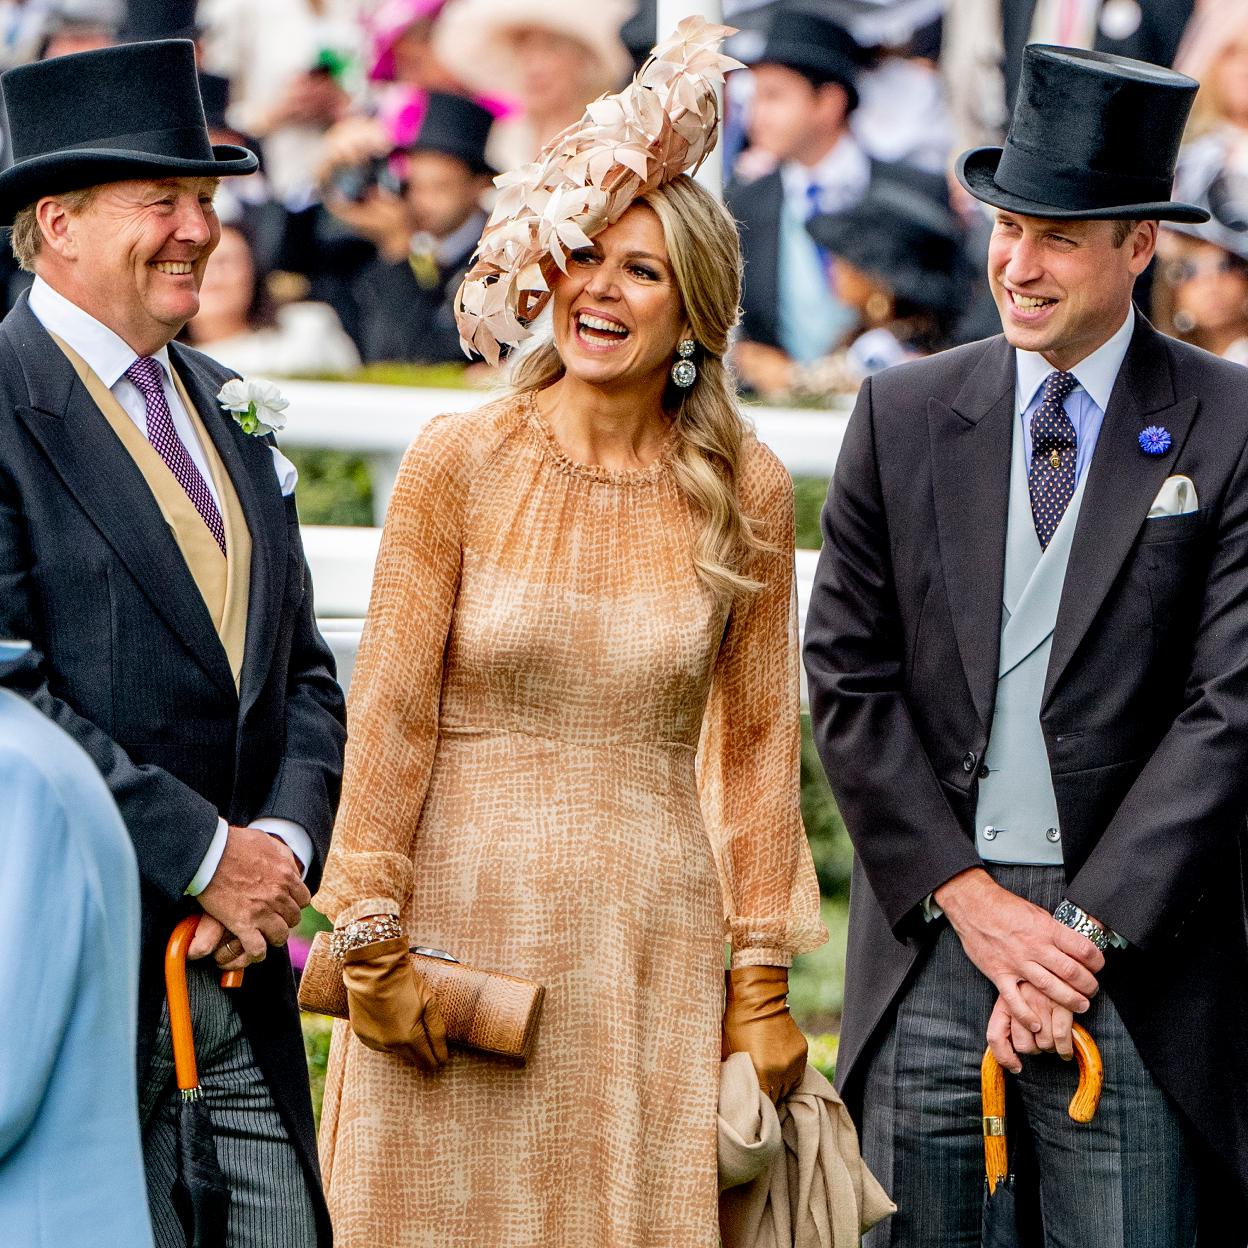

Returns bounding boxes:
[0,0,1243,392]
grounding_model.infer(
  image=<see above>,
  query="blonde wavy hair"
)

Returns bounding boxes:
[511,174,767,603]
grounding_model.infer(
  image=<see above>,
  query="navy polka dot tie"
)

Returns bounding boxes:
[1029,370,1079,550]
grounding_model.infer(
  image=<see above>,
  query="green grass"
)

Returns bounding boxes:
[789,896,848,1035]
[792,475,830,551]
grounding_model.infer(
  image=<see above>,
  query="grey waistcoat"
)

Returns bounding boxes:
[975,417,1089,864]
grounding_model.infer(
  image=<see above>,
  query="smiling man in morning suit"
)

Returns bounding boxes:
[805,45,1248,1245]
[0,41,346,1246]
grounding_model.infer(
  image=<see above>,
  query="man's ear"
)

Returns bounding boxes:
[35,196,79,261]
[1129,220,1159,276]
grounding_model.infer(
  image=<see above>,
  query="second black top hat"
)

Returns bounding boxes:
[956,44,1208,223]
[755,5,864,109]
[407,93,496,177]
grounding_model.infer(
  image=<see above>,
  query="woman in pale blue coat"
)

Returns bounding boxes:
[0,639,154,1247]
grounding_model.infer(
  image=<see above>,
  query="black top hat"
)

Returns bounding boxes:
[119,0,201,43]
[406,92,495,177]
[956,44,1208,223]
[808,161,969,311]
[0,39,257,225]
[198,72,232,133]
[755,5,864,110]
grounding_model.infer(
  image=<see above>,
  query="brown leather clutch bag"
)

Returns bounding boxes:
[298,931,545,1063]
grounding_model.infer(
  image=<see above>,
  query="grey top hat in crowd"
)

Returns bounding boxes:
[956,44,1209,224]
[0,38,257,226]
[1166,165,1248,263]
[754,4,865,109]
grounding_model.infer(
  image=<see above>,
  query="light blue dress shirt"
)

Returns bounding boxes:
[0,664,154,1247]
[1015,306,1137,484]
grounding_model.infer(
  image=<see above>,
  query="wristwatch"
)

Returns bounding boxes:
[1053,899,1109,952]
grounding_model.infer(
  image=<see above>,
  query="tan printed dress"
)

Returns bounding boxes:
[314,391,825,1248]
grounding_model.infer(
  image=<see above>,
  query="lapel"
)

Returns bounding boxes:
[928,336,1015,729]
[5,300,236,697]
[168,342,288,718]
[1043,316,1198,707]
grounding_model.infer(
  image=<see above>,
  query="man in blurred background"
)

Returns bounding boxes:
[322,90,493,363]
[727,4,868,394]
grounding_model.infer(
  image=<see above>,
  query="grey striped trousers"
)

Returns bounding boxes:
[860,863,1198,1248]
[140,960,316,1248]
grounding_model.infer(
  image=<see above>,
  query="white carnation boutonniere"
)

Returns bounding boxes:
[217,377,290,436]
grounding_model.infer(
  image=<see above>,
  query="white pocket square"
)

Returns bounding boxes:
[271,445,299,497]
[1148,474,1198,519]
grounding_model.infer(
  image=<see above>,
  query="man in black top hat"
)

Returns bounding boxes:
[727,4,869,389]
[0,39,346,1247]
[324,92,495,364]
[806,44,1248,1243]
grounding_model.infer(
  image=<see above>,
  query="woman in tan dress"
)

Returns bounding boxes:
[313,24,825,1244]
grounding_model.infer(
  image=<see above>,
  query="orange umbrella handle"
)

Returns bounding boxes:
[164,916,248,1091]
[1068,1023,1104,1123]
[981,1021,1104,1192]
[165,915,202,1092]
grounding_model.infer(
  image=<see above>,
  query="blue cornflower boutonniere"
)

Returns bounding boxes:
[217,378,290,436]
[1138,425,1171,456]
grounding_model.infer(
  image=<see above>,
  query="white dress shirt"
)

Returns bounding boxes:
[779,131,871,221]
[27,276,311,890]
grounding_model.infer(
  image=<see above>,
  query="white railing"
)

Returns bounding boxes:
[278,380,851,523]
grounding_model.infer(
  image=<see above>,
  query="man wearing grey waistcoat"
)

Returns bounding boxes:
[805,45,1248,1245]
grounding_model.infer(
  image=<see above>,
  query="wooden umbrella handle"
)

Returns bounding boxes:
[981,1044,1009,1194]
[164,916,248,1091]
[981,1021,1104,1191]
[165,914,202,1093]
[1069,1022,1104,1123]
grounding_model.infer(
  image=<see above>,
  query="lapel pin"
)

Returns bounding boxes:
[1138,426,1171,456]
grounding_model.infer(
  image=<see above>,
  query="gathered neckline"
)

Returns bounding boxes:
[524,390,677,486]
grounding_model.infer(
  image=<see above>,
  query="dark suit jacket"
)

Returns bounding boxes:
[354,232,476,365]
[804,317,1248,1203]
[727,169,784,350]
[0,296,347,1243]
[1002,0,1196,112]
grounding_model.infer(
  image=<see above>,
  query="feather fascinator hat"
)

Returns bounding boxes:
[454,17,743,366]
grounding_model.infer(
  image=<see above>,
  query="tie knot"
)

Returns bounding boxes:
[125,355,163,397]
[1041,370,1078,405]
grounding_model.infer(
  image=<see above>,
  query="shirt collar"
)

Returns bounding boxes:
[780,133,869,212]
[28,275,173,388]
[410,208,487,269]
[1015,304,1136,415]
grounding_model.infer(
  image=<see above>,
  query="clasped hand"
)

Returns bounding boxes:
[188,826,310,970]
[935,868,1105,1069]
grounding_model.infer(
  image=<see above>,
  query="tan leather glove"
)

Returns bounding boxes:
[342,937,449,1071]
[722,964,808,1103]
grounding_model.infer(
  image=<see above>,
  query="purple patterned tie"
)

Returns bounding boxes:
[1028,369,1079,551]
[125,356,226,556]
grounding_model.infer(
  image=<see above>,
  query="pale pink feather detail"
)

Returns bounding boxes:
[454,16,743,366]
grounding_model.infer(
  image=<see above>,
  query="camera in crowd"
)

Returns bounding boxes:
[329,151,405,203]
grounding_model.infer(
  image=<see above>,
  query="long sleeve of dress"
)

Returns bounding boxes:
[698,440,827,967]
[313,415,470,921]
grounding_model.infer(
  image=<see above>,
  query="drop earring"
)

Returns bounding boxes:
[671,339,697,388]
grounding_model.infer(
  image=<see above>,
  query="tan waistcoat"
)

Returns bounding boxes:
[50,334,252,689]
